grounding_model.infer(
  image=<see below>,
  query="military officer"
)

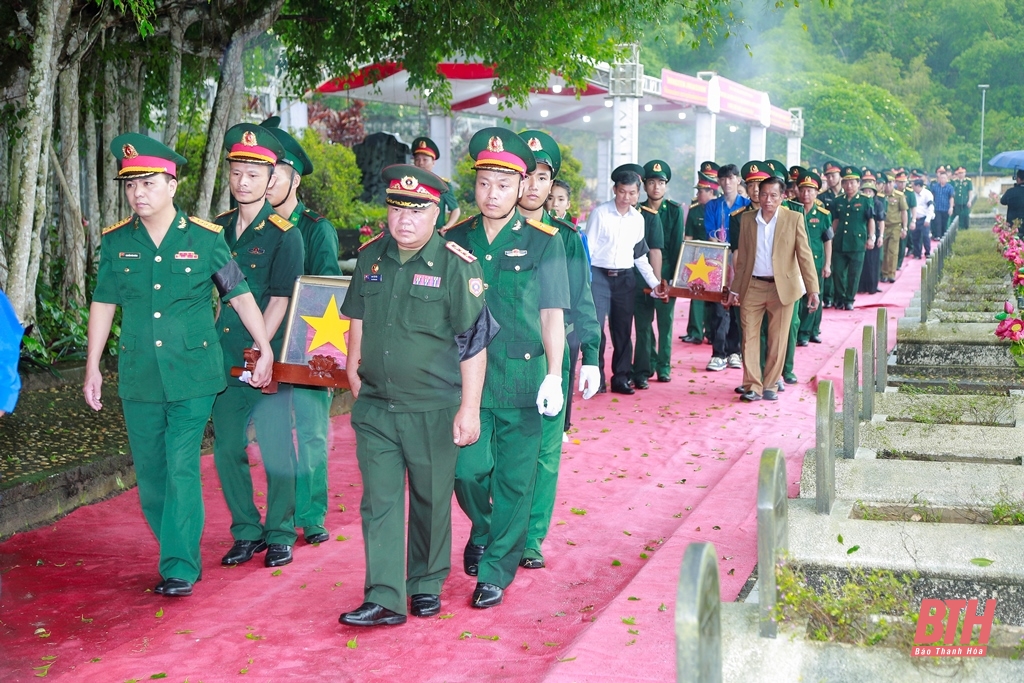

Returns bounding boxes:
[680,162,720,345]
[880,173,909,283]
[261,120,342,546]
[212,123,305,569]
[444,128,570,608]
[411,136,461,231]
[952,166,974,230]
[633,159,684,384]
[84,133,274,597]
[337,165,490,627]
[894,169,915,270]
[818,161,843,308]
[794,169,833,346]
[515,130,600,570]
[830,167,876,310]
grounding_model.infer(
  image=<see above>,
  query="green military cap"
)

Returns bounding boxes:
[877,171,891,184]
[223,123,285,165]
[823,161,842,174]
[261,115,282,128]
[894,169,909,181]
[955,165,967,173]
[611,163,646,184]
[841,166,861,180]
[380,164,449,208]
[789,165,805,183]
[797,168,822,189]
[520,130,561,177]
[861,168,876,183]
[469,127,535,174]
[643,159,672,182]
[935,164,947,174]
[411,136,441,160]
[698,160,720,182]
[763,159,788,181]
[260,123,314,176]
[809,166,822,176]
[740,161,770,183]
[110,132,187,180]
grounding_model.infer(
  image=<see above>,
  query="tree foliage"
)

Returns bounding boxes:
[295,127,363,227]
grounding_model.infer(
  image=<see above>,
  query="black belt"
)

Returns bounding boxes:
[594,266,631,277]
[752,275,775,283]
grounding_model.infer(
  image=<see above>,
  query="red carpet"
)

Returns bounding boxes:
[0,257,922,682]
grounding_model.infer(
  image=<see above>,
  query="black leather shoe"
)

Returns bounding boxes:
[796,339,809,347]
[221,539,268,565]
[339,602,407,627]
[464,542,485,576]
[610,382,635,395]
[657,374,671,383]
[734,386,746,394]
[472,582,504,608]
[809,335,823,344]
[304,531,330,545]
[154,579,166,594]
[634,378,650,390]
[763,390,778,401]
[597,384,607,394]
[159,578,194,597]
[682,335,703,344]
[519,556,545,569]
[265,544,293,567]
[783,373,798,385]
[740,390,762,402]
[410,594,441,618]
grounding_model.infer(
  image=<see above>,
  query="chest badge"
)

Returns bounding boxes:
[512,220,522,231]
[468,278,483,298]
[370,263,380,274]
[118,252,140,259]
[413,273,442,288]
[505,249,528,257]
[175,251,199,260]
[248,246,265,255]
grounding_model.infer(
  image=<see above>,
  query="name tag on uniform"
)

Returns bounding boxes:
[175,251,199,260]
[505,249,528,257]
[364,274,383,282]
[119,252,140,259]
[413,273,441,288]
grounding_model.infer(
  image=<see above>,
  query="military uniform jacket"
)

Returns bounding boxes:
[831,193,875,252]
[684,201,706,240]
[290,202,342,276]
[904,187,918,212]
[646,199,684,282]
[543,211,601,366]
[434,186,459,230]
[93,210,251,403]
[635,204,665,287]
[444,211,570,409]
[803,204,833,266]
[953,178,973,208]
[215,201,304,375]
[883,192,909,229]
[818,188,840,213]
[340,231,485,412]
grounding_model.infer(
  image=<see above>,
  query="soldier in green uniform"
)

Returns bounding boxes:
[633,159,685,383]
[680,162,720,345]
[212,124,305,569]
[831,167,876,310]
[609,163,663,389]
[880,173,909,283]
[411,136,461,231]
[261,120,342,546]
[515,130,600,570]
[445,128,570,608]
[895,169,915,270]
[337,165,490,627]
[818,161,843,308]
[794,169,833,346]
[953,166,974,230]
[84,134,274,597]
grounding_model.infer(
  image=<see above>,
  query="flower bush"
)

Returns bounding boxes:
[992,214,1024,364]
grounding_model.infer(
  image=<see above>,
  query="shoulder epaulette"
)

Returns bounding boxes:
[215,207,237,220]
[640,205,657,214]
[526,218,558,236]
[445,240,478,263]
[441,177,451,184]
[189,216,223,233]
[357,231,386,252]
[730,206,747,217]
[689,200,699,208]
[893,189,905,196]
[550,215,578,233]
[102,215,133,235]
[302,208,325,222]
[817,205,831,216]
[267,214,292,231]
[666,199,681,208]
[441,214,476,236]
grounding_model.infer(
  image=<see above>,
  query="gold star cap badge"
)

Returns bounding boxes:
[122,143,138,159]
[487,136,504,153]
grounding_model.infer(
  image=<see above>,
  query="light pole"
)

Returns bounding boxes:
[978,84,989,180]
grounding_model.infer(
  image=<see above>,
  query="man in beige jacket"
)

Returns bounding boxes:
[728,176,819,401]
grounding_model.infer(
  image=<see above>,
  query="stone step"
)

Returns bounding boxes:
[936,311,1003,323]
[897,322,1014,367]
[873,393,1022,426]
[859,420,1022,464]
[932,299,1005,313]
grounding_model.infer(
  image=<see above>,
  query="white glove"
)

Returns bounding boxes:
[577,365,601,400]
[536,374,564,416]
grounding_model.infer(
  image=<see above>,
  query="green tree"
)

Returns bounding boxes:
[296,127,363,227]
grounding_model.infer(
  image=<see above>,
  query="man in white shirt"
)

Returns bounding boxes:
[583,169,666,394]
[910,179,935,258]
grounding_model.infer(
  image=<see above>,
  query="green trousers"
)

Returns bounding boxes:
[684,299,706,341]
[293,385,332,535]
[632,292,677,381]
[212,384,297,545]
[759,309,800,379]
[527,341,571,559]
[350,401,458,615]
[455,406,541,589]
[957,207,970,229]
[122,395,215,583]
[832,250,866,307]
[798,268,826,342]
[821,272,834,305]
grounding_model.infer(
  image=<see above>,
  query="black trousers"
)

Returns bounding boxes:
[591,267,636,387]
[706,302,741,359]
[933,211,949,239]
[911,217,931,258]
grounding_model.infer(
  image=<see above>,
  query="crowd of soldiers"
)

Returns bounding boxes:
[82,114,975,627]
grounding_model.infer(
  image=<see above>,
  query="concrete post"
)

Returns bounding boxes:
[596,137,612,201]
[694,108,716,177]
[875,309,887,391]
[611,96,639,171]
[843,348,859,459]
[748,124,767,161]
[785,134,802,169]
[676,542,722,683]
[862,326,875,421]
[428,114,453,180]
[920,263,929,324]
[816,381,835,515]
[757,448,789,638]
